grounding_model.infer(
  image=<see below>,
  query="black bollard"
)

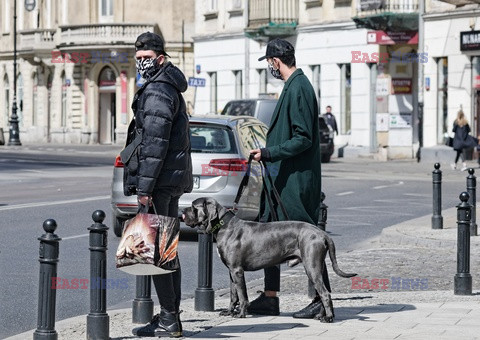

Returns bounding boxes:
[454,192,472,295]
[318,192,328,232]
[132,276,154,323]
[86,210,109,339]
[432,163,443,229]
[34,219,61,340]
[467,168,477,236]
[195,232,214,311]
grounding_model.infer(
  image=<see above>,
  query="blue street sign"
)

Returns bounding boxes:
[188,77,206,87]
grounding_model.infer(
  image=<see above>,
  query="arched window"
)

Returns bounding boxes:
[98,67,116,90]
[17,73,23,127]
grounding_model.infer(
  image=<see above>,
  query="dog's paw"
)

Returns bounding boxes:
[219,309,235,317]
[234,312,246,318]
[315,314,333,323]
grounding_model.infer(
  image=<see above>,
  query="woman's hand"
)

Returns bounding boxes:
[250,149,262,162]
[137,195,152,206]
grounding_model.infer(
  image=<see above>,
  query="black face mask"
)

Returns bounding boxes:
[268,62,283,80]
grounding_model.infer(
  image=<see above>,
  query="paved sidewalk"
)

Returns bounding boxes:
[7,200,480,339]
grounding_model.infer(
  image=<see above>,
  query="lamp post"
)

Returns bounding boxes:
[8,0,36,145]
[8,0,21,145]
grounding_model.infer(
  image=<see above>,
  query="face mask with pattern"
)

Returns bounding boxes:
[135,56,161,79]
[268,62,283,80]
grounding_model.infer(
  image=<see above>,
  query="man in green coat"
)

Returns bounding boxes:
[249,38,329,318]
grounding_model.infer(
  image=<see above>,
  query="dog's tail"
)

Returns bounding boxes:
[326,236,357,278]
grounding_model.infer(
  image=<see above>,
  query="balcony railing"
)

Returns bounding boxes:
[248,0,299,28]
[354,0,418,17]
[59,24,157,47]
[19,29,56,52]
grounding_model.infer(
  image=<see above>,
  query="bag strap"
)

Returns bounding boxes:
[260,160,290,221]
[233,154,254,209]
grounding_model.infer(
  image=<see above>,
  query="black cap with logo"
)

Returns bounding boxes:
[258,38,295,61]
[135,32,170,57]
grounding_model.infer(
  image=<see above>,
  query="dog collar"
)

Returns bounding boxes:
[210,210,235,234]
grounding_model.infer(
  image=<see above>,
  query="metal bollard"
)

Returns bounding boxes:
[432,163,443,229]
[34,219,61,340]
[132,276,154,323]
[467,168,477,236]
[86,210,109,339]
[318,192,328,232]
[195,232,214,311]
[454,192,472,295]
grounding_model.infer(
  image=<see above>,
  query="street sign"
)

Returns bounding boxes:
[188,77,206,87]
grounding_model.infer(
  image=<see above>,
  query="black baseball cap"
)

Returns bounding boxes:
[258,38,295,61]
[135,32,170,57]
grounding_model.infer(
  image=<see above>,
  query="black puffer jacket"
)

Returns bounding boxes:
[129,62,193,196]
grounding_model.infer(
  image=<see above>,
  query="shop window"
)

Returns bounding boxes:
[17,73,23,127]
[258,69,267,95]
[209,72,217,113]
[4,75,9,127]
[339,63,351,134]
[61,72,67,127]
[311,65,321,110]
[32,73,38,126]
[233,70,242,99]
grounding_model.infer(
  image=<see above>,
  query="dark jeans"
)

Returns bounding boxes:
[146,187,183,313]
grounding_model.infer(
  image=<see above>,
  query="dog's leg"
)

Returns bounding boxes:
[230,267,249,318]
[303,250,334,323]
[220,273,239,316]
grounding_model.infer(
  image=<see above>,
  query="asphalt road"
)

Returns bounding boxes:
[0,145,471,338]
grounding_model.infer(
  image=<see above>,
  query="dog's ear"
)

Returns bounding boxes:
[205,198,219,232]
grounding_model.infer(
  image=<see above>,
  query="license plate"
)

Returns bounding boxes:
[193,176,200,189]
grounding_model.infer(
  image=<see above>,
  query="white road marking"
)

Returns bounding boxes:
[337,191,354,196]
[373,181,404,189]
[62,234,90,240]
[0,195,110,211]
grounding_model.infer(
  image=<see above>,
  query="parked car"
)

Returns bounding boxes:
[221,98,334,163]
[111,115,268,237]
[220,98,277,126]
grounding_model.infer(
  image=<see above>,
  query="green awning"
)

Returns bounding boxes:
[352,12,418,32]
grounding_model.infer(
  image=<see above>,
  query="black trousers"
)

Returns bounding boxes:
[147,187,183,313]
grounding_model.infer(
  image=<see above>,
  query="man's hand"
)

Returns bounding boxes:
[250,149,262,162]
[138,195,152,206]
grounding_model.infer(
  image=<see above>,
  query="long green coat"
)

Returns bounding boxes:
[260,68,321,225]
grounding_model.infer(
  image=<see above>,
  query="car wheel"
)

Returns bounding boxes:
[113,214,126,237]
[321,154,331,163]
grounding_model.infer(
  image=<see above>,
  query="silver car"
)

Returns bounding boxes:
[111,115,268,236]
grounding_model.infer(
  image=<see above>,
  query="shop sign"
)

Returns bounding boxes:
[391,78,412,94]
[376,76,391,96]
[474,75,480,89]
[367,31,418,45]
[390,113,411,128]
[460,30,480,51]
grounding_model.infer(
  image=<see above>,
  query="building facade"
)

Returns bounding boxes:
[423,0,480,148]
[193,0,426,159]
[0,0,195,145]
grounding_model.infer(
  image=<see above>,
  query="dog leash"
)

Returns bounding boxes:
[233,154,290,221]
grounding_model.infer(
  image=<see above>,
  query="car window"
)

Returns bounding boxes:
[189,124,237,154]
[256,101,277,126]
[237,123,267,153]
[221,101,255,116]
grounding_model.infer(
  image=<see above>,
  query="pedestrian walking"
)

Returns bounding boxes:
[323,105,338,137]
[125,31,193,338]
[249,38,330,319]
[451,109,478,171]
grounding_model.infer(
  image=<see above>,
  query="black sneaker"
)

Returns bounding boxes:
[292,296,324,319]
[247,292,280,316]
[132,310,183,337]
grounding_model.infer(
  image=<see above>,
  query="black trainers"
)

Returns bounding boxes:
[247,291,280,316]
[292,296,324,319]
[132,310,183,337]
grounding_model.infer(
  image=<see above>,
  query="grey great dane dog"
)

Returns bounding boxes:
[182,197,356,322]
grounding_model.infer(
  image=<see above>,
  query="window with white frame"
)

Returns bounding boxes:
[62,0,68,25]
[233,70,242,99]
[99,0,113,23]
[45,0,52,28]
[437,57,448,144]
[258,69,267,95]
[209,72,217,113]
[4,0,10,33]
[18,0,24,30]
[311,65,321,110]
[208,0,218,11]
